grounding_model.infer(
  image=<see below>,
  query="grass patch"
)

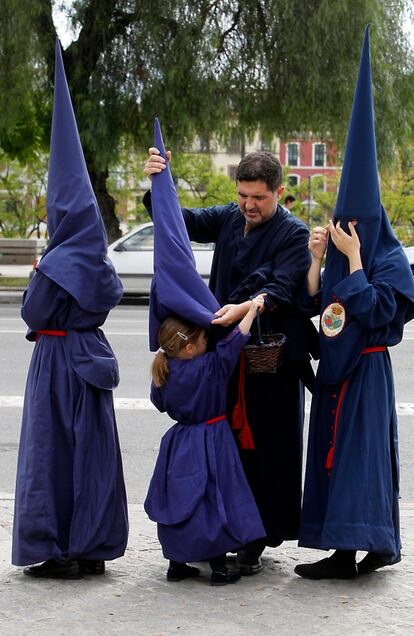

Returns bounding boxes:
[0,277,28,287]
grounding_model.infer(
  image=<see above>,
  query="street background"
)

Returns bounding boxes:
[0,299,413,635]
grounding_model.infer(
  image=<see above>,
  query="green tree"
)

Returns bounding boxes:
[0,151,47,237]
[1,1,413,241]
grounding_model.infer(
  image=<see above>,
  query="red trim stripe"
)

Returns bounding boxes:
[326,378,349,473]
[206,415,226,425]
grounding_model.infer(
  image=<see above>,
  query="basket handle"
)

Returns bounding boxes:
[255,309,265,346]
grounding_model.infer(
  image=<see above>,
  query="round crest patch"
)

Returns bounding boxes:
[321,302,346,337]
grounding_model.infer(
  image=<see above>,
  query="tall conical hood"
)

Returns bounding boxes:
[38,39,123,312]
[319,26,414,385]
[334,25,381,222]
[149,118,219,351]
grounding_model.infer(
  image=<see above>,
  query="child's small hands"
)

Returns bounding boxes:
[329,220,360,258]
[249,294,266,314]
[309,226,328,261]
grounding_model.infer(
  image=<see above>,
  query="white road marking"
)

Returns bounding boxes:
[0,396,413,415]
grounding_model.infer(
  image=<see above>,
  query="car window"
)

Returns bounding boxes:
[191,242,215,251]
[121,226,154,251]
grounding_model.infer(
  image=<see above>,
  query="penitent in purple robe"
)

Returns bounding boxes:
[12,40,128,566]
[12,273,128,565]
[298,27,414,558]
[144,328,266,562]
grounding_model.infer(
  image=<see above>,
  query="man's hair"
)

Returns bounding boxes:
[284,194,296,205]
[236,152,283,192]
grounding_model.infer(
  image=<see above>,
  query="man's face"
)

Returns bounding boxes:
[237,180,284,229]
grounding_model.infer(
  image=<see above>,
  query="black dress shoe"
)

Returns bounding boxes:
[357,550,401,576]
[236,550,263,576]
[23,559,83,579]
[78,559,105,575]
[166,564,200,582]
[294,557,358,580]
[210,568,241,586]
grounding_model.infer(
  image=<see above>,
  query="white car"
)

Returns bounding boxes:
[107,222,215,295]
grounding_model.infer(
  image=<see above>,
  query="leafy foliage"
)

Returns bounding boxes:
[0,151,47,237]
[0,1,413,239]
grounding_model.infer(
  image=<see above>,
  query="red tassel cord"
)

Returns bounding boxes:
[232,352,255,450]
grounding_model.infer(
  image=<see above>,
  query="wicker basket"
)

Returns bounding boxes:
[243,311,286,374]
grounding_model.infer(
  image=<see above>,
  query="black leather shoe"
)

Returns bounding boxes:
[166,564,200,582]
[357,551,401,576]
[294,557,357,580]
[23,559,83,579]
[236,550,263,576]
[78,559,105,575]
[211,569,241,586]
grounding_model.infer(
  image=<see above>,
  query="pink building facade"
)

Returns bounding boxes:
[280,138,339,191]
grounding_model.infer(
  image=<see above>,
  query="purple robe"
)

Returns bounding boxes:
[12,272,128,565]
[144,328,266,562]
[298,269,413,556]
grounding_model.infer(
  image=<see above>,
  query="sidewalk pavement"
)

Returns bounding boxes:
[1,496,413,636]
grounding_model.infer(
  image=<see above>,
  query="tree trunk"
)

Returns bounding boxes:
[89,167,122,244]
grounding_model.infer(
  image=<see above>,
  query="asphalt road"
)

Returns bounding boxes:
[0,303,413,506]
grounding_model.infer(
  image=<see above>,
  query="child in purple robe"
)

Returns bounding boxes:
[144,296,266,585]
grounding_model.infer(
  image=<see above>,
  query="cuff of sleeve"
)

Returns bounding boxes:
[333,269,367,302]
[143,189,152,212]
[229,326,251,344]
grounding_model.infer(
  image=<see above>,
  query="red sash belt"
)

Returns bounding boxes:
[206,415,226,425]
[36,329,67,342]
[36,330,68,336]
[362,346,387,354]
[326,345,387,474]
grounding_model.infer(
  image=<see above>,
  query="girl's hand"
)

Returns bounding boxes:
[249,294,266,315]
[309,226,328,261]
[329,220,360,259]
[144,147,172,179]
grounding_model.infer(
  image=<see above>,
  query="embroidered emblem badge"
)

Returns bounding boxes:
[321,302,346,337]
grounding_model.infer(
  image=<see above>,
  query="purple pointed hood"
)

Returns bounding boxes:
[319,26,414,383]
[323,26,414,298]
[149,118,220,351]
[38,39,123,312]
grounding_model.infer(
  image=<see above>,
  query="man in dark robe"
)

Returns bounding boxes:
[12,40,128,579]
[144,148,318,574]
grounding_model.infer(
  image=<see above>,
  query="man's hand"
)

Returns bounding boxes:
[211,301,251,327]
[144,147,172,180]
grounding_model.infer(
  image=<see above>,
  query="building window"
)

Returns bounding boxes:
[227,133,241,154]
[228,165,238,181]
[287,143,299,167]
[288,175,299,187]
[260,137,272,152]
[199,137,210,153]
[313,143,326,167]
